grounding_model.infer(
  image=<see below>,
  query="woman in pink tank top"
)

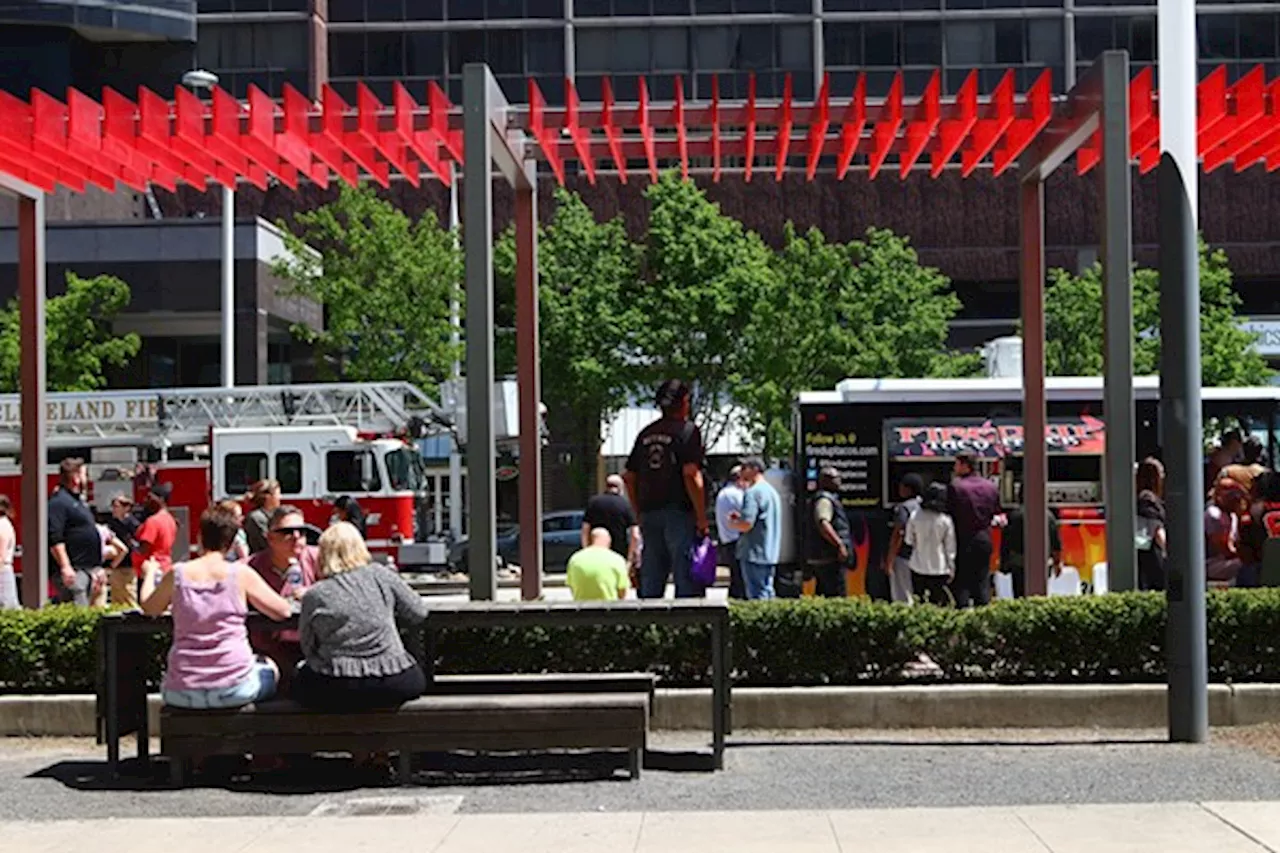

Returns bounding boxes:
[141,506,293,710]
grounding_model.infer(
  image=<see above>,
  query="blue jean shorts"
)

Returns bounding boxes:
[163,657,278,710]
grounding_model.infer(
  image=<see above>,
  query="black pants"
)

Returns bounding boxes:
[912,572,952,607]
[951,534,993,609]
[719,542,746,600]
[296,663,427,712]
[809,561,846,597]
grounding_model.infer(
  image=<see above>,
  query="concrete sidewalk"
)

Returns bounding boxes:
[7,802,1280,852]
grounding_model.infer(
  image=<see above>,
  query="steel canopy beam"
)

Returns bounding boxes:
[1020,59,1104,185]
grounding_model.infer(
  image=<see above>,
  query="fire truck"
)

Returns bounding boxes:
[0,382,461,578]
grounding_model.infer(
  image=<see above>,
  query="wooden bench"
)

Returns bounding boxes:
[427,672,656,715]
[160,692,649,786]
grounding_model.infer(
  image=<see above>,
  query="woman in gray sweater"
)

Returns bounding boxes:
[297,522,429,711]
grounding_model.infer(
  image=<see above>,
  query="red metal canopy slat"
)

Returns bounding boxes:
[600,77,627,184]
[806,73,830,181]
[0,64,1271,196]
[774,74,793,182]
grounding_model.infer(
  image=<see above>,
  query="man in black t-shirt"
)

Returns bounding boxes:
[48,458,105,606]
[583,474,640,569]
[623,379,708,599]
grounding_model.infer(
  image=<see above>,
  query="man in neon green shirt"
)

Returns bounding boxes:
[566,528,631,601]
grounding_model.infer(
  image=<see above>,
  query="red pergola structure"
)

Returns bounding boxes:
[0,53,1275,604]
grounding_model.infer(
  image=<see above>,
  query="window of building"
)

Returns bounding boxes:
[527,28,565,73]
[576,28,613,73]
[447,29,485,72]
[1074,16,1113,61]
[406,31,445,76]
[405,0,445,19]
[778,24,811,69]
[824,22,863,67]
[654,27,691,71]
[276,452,303,495]
[225,453,267,497]
[330,32,366,77]
[367,32,405,77]
[902,22,941,66]
[327,450,382,494]
[864,22,899,65]
[615,27,653,72]
[1028,19,1063,65]
[1199,14,1236,60]
[994,20,1024,63]
[1239,15,1278,61]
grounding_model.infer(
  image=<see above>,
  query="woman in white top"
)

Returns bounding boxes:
[905,483,956,607]
[0,495,17,609]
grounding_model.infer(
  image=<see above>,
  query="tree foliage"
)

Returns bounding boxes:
[495,188,644,497]
[272,183,461,393]
[634,172,779,445]
[1044,240,1269,386]
[739,225,977,458]
[0,272,140,392]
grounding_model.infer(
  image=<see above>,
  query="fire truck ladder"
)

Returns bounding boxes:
[0,382,451,452]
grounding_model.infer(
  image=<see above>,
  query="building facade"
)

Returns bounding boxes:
[179,1,1280,348]
[6,2,1280,392]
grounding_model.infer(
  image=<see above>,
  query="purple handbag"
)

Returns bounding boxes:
[691,535,718,588]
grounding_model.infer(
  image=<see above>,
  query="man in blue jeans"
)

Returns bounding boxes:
[728,457,781,600]
[624,380,709,598]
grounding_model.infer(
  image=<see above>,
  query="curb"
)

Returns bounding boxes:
[1,684,1275,737]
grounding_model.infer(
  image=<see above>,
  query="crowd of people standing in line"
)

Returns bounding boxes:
[565,378,784,603]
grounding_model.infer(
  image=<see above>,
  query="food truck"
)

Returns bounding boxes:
[795,376,1280,597]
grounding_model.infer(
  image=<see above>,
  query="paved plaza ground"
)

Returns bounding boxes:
[4,728,1280,824]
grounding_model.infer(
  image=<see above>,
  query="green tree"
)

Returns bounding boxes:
[635,172,779,446]
[739,225,977,458]
[0,271,140,391]
[272,183,461,393]
[1044,240,1269,386]
[495,188,645,500]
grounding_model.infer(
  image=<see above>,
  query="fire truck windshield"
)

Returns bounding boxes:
[385,447,427,492]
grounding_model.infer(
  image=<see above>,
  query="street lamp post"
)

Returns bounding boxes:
[181,69,235,390]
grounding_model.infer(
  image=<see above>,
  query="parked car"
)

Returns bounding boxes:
[448,510,586,574]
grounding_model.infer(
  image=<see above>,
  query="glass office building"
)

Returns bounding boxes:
[188,1,1280,104]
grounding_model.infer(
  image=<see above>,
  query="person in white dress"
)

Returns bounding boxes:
[905,482,957,607]
[0,495,18,609]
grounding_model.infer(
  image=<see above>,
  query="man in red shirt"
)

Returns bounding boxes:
[132,482,178,577]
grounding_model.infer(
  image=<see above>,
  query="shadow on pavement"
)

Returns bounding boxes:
[27,750,651,794]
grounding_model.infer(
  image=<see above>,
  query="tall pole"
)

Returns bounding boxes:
[221,184,235,388]
[1100,50,1136,592]
[18,194,47,608]
[448,166,463,541]
[463,64,497,600]
[1020,178,1049,597]
[1159,0,1208,743]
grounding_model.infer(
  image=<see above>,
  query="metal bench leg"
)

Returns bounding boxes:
[628,749,642,780]
[169,757,186,788]
[397,751,413,786]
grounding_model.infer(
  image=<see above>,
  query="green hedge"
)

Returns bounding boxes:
[5,591,1280,693]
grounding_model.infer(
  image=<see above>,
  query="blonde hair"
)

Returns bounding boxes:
[246,479,280,509]
[217,498,243,519]
[317,521,372,578]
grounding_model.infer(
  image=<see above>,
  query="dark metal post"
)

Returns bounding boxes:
[1099,50,1136,592]
[515,160,544,600]
[18,193,47,609]
[1020,178,1049,597]
[463,64,497,601]
[1159,1,1208,743]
